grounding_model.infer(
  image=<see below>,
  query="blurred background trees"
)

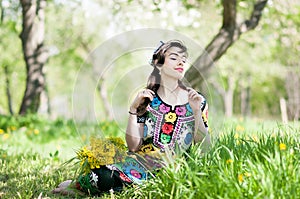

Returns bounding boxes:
[0,0,299,122]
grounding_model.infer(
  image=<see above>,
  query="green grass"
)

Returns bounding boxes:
[0,115,300,198]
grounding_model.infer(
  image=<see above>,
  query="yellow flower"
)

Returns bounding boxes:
[165,112,177,123]
[0,129,4,134]
[226,159,233,164]
[10,126,17,131]
[235,125,245,132]
[238,174,243,183]
[279,143,286,151]
[33,129,39,135]
[76,137,127,174]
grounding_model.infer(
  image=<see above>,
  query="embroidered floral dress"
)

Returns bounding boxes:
[78,92,209,193]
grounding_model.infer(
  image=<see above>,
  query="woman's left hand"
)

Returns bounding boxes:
[187,88,202,113]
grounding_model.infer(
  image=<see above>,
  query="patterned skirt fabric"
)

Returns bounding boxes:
[77,142,173,194]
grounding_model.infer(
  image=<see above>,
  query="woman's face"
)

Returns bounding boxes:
[160,46,187,80]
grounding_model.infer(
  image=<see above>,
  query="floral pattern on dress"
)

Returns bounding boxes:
[159,104,171,113]
[143,94,199,151]
[106,92,209,186]
[89,171,99,188]
[175,106,187,116]
[161,123,173,135]
[112,156,148,184]
[151,97,161,110]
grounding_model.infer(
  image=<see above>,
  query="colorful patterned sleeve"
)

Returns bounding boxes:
[198,93,209,130]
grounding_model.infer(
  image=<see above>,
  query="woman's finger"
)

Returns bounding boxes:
[141,89,154,101]
[188,89,199,99]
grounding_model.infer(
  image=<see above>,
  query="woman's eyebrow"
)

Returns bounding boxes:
[168,52,187,58]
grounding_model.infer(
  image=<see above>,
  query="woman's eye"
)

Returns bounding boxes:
[170,57,177,60]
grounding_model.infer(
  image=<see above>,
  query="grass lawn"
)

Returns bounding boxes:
[0,115,300,198]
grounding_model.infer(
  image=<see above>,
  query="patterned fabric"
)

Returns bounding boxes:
[143,94,196,152]
[78,92,209,192]
[110,93,208,183]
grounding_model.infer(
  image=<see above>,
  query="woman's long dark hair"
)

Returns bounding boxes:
[136,40,188,115]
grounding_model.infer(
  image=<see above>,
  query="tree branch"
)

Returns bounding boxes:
[222,0,237,29]
[239,0,268,33]
[185,0,269,88]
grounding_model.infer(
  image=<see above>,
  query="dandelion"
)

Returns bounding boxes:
[238,174,243,183]
[33,129,39,135]
[226,159,233,164]
[279,143,287,151]
[0,129,4,134]
[235,125,245,132]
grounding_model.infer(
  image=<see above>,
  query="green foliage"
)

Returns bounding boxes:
[99,120,124,138]
[0,114,78,143]
[1,116,299,198]
[264,0,300,66]
[0,152,77,198]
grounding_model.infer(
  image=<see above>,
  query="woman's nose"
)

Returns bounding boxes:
[178,59,184,66]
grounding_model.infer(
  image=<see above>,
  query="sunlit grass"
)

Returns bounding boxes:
[0,115,300,198]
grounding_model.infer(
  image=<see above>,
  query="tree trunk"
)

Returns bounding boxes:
[240,76,252,117]
[185,0,268,88]
[280,97,288,124]
[286,69,300,121]
[80,40,115,121]
[210,75,235,117]
[224,90,234,117]
[224,76,235,117]
[1,0,4,23]
[97,77,114,121]
[4,65,14,115]
[19,0,48,115]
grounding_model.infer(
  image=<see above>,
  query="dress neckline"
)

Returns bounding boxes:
[155,92,189,111]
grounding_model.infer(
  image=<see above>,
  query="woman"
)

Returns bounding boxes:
[53,39,210,196]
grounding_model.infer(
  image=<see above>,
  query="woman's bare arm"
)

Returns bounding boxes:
[126,113,144,152]
[125,89,154,152]
[193,110,211,148]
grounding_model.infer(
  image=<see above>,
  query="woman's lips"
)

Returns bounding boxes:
[175,68,184,73]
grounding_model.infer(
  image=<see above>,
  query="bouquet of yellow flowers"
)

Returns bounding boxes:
[76,137,127,174]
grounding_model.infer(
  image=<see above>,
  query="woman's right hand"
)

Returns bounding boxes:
[129,89,155,112]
